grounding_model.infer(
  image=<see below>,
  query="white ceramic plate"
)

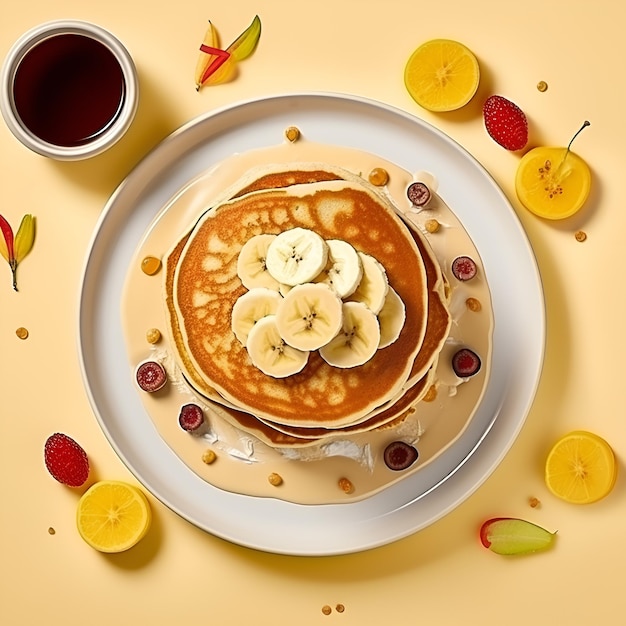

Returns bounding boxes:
[78,93,544,556]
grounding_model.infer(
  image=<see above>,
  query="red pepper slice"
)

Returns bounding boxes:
[198,45,231,84]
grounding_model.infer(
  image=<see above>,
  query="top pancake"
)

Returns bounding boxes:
[171,178,431,428]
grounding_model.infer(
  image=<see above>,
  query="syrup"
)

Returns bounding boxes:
[13,34,125,147]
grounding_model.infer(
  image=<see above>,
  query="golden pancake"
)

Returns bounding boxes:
[171,179,430,428]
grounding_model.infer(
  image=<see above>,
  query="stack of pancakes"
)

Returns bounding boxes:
[164,163,451,447]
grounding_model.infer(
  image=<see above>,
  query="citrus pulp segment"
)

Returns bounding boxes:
[76,480,152,552]
[545,431,616,504]
[404,39,480,112]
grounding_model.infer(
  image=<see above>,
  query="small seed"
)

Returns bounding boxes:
[424,218,440,233]
[321,605,332,616]
[48,527,56,535]
[141,256,162,275]
[338,477,354,494]
[268,472,283,486]
[146,328,161,344]
[368,167,389,186]
[202,449,217,464]
[575,230,587,242]
[536,80,548,92]
[335,604,345,613]
[15,327,29,340]
[529,496,541,508]
[465,297,482,312]
[285,126,300,142]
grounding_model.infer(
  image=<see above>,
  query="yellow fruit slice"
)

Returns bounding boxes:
[77,481,152,552]
[515,147,592,219]
[404,39,480,112]
[545,431,617,504]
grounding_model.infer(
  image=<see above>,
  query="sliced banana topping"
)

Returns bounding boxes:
[348,252,389,314]
[377,286,406,348]
[237,234,280,291]
[315,239,363,299]
[319,302,381,368]
[245,315,309,378]
[231,287,283,345]
[275,282,343,351]
[265,227,329,286]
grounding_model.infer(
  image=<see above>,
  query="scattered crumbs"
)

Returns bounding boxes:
[536,81,548,92]
[268,472,283,486]
[424,218,440,233]
[141,256,162,275]
[202,449,217,464]
[338,477,354,494]
[285,126,300,142]
[146,328,161,344]
[423,384,437,403]
[335,604,345,613]
[529,496,541,508]
[16,327,29,340]
[368,167,389,186]
[321,605,332,616]
[465,297,482,312]
[48,527,56,535]
[575,230,587,242]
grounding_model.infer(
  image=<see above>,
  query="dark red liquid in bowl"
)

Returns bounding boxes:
[13,34,125,147]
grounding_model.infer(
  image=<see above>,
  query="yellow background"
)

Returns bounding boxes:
[1,1,624,624]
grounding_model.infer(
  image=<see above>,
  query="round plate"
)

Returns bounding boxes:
[78,93,544,556]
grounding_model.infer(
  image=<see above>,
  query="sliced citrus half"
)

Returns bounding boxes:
[515,147,592,219]
[77,480,152,552]
[404,39,480,112]
[545,431,617,504]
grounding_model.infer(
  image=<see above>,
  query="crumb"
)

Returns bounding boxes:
[536,81,548,92]
[48,527,56,535]
[285,126,300,142]
[335,604,345,613]
[529,496,541,508]
[202,449,217,464]
[368,167,389,186]
[465,297,482,312]
[15,327,29,339]
[268,472,283,486]
[146,328,161,344]
[424,219,440,233]
[338,477,354,494]
[322,605,332,615]
[574,230,587,242]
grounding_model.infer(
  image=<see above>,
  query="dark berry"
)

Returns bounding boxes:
[383,441,419,471]
[136,360,167,392]
[452,348,481,377]
[407,181,431,207]
[178,404,205,432]
[451,255,477,281]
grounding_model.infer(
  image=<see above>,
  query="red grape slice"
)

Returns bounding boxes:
[452,348,481,377]
[406,182,431,207]
[451,255,477,281]
[136,360,167,392]
[178,403,205,432]
[383,441,419,471]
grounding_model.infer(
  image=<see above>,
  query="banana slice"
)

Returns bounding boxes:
[246,315,309,378]
[265,228,328,286]
[348,252,389,314]
[319,302,381,368]
[316,239,363,298]
[231,287,283,345]
[237,234,280,291]
[275,283,343,351]
[377,286,406,348]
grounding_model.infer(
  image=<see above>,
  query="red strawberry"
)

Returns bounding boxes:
[44,433,90,487]
[483,95,528,151]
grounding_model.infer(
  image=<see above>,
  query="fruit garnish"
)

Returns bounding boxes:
[545,430,617,504]
[480,518,556,555]
[76,481,152,553]
[406,181,431,207]
[515,121,591,219]
[383,441,419,471]
[135,360,167,392]
[451,255,477,281]
[404,39,480,112]
[44,433,90,487]
[178,403,205,432]
[452,348,481,377]
[195,15,261,89]
[0,213,35,291]
[483,95,528,151]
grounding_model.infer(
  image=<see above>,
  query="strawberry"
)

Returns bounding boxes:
[483,95,528,151]
[44,433,90,487]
